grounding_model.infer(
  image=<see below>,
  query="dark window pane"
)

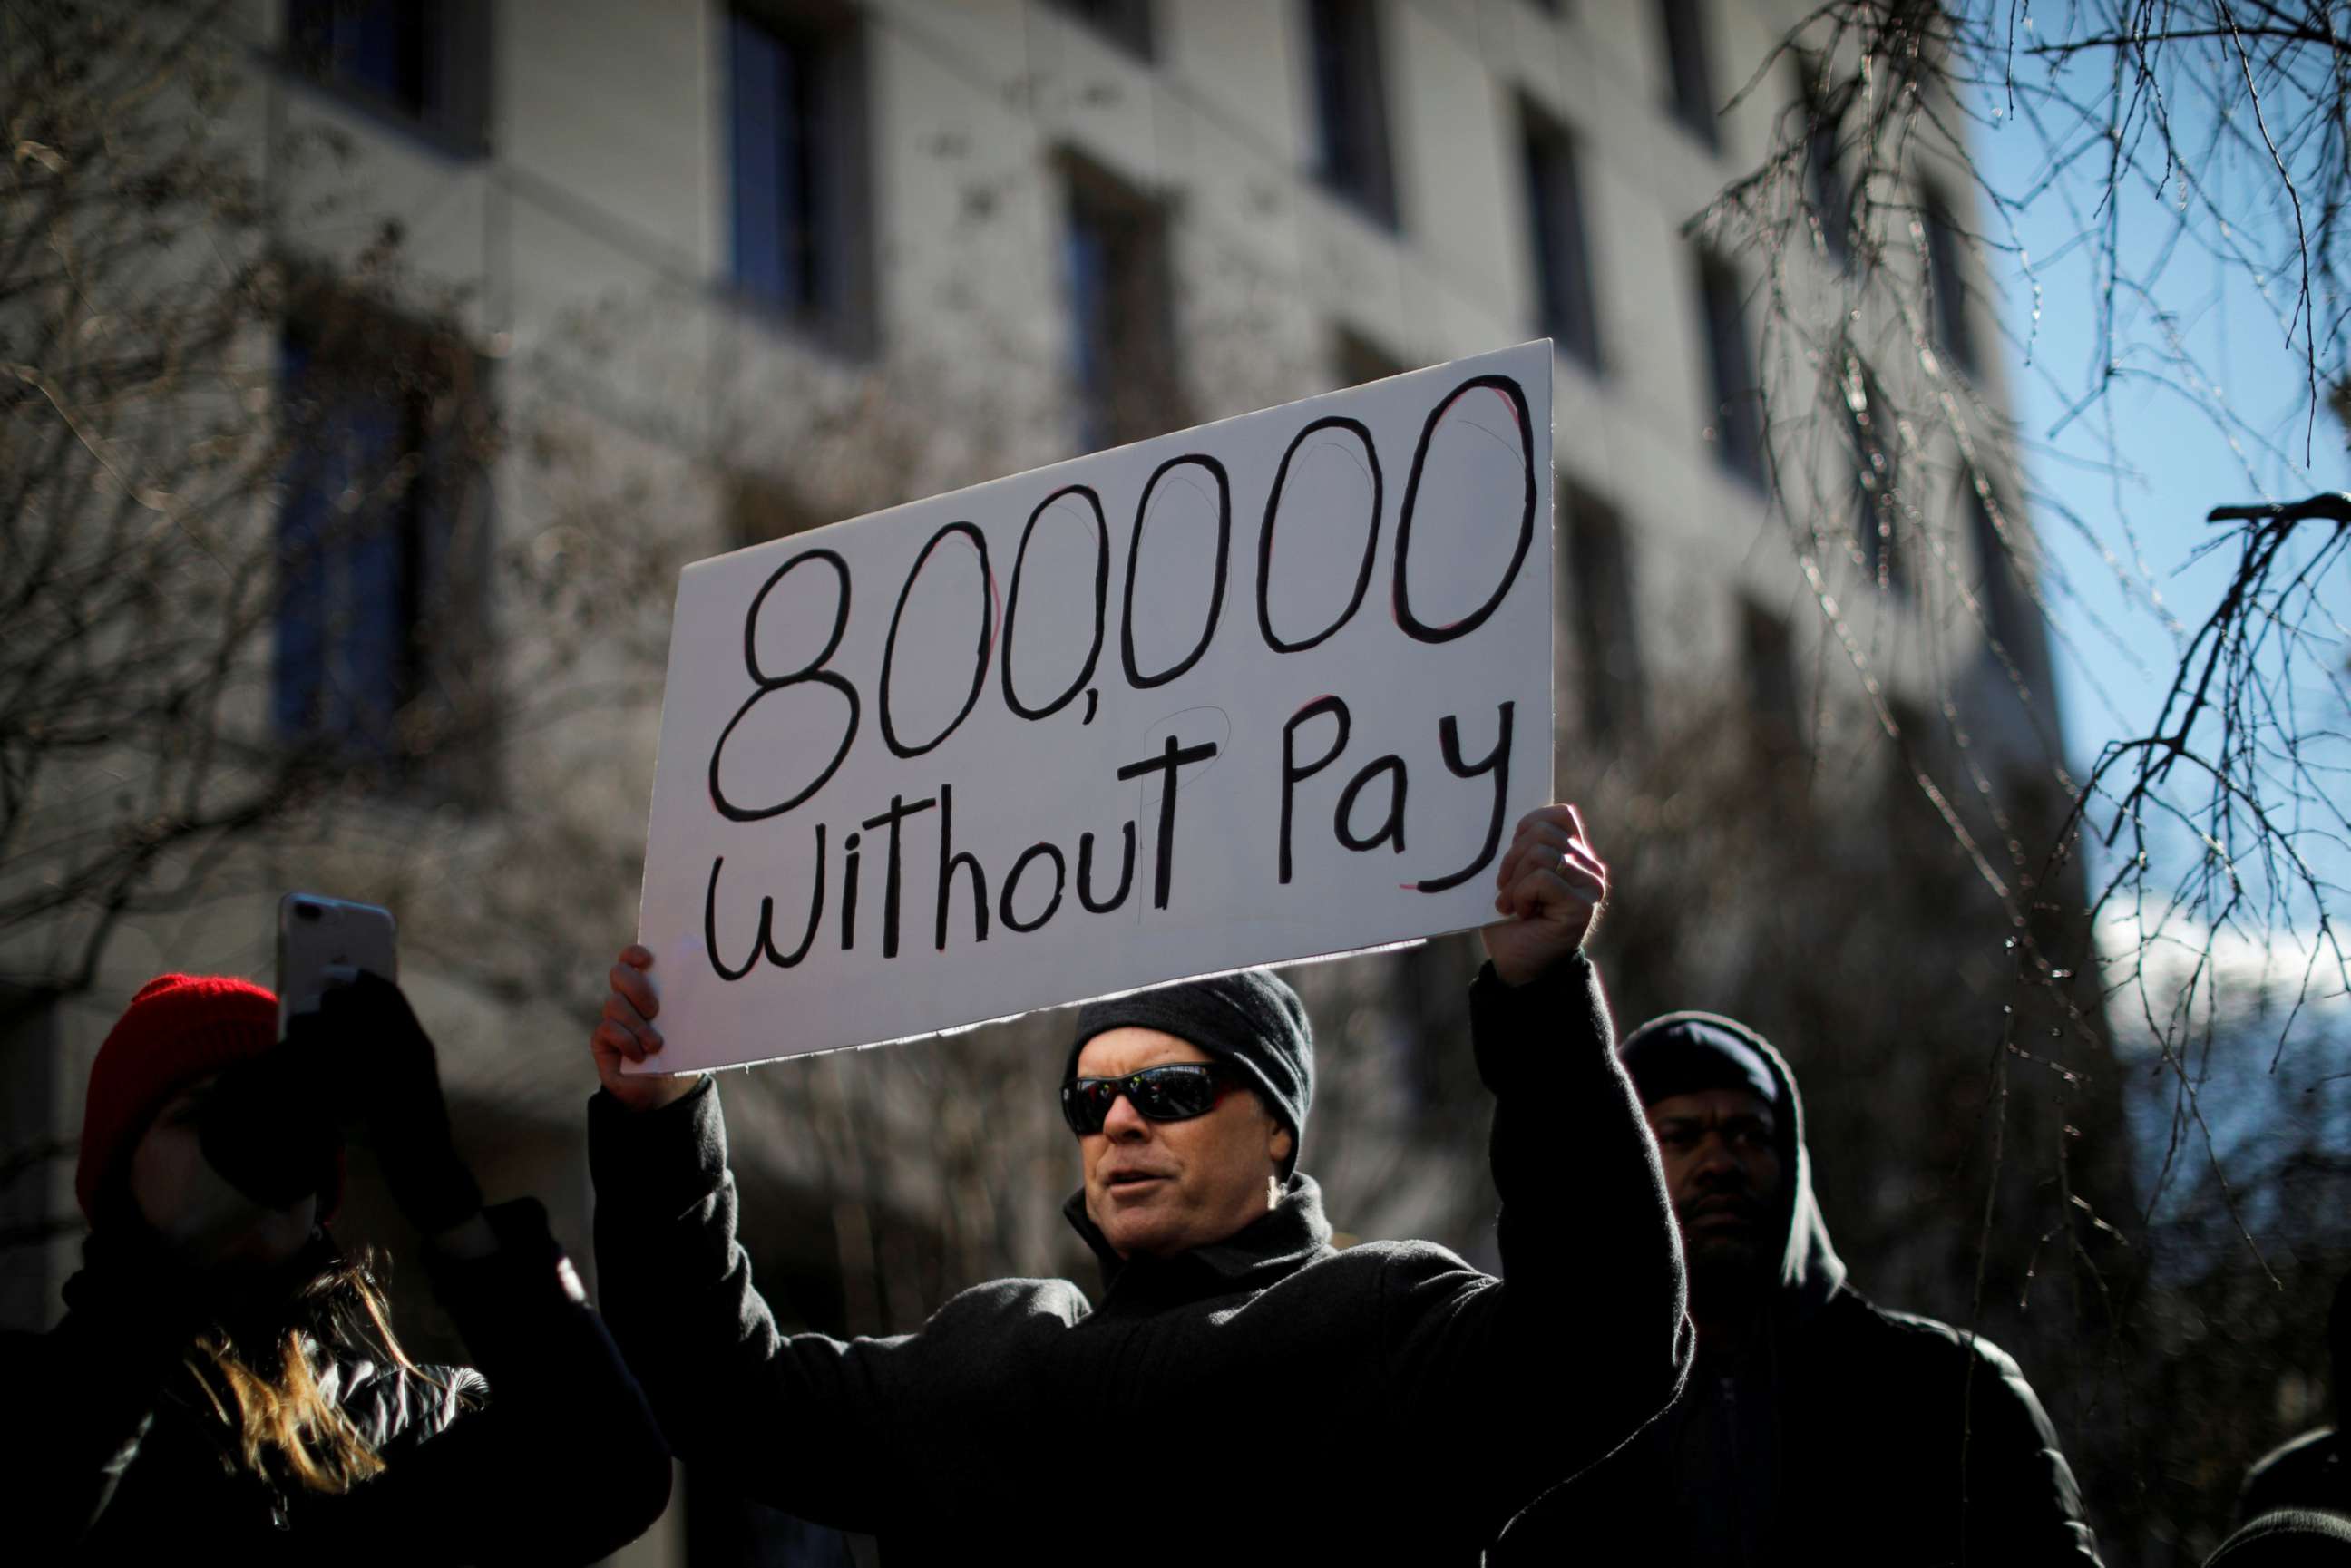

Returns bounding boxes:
[1741,599,1801,760]
[276,327,424,751]
[275,330,328,738]
[1800,67,1850,264]
[285,0,481,142]
[1333,327,1410,388]
[1066,161,1179,451]
[342,1,427,112]
[729,472,819,551]
[1699,254,1763,485]
[1067,215,1109,450]
[727,7,867,346]
[1048,0,1154,58]
[1966,482,2030,657]
[1309,0,1398,228]
[1563,487,1644,741]
[1659,0,1716,148]
[1523,106,1601,371]
[731,12,815,313]
[1843,362,1907,594]
[274,303,487,791]
[1882,698,1938,870]
[1925,188,1980,376]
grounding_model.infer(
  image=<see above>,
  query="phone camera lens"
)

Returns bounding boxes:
[294,901,323,922]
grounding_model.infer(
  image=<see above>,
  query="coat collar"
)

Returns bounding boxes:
[1063,1172,1336,1305]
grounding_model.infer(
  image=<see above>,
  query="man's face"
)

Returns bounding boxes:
[1074,1027,1293,1260]
[1646,1088,1783,1281]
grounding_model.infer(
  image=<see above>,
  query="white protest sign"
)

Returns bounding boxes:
[634,341,1552,1072]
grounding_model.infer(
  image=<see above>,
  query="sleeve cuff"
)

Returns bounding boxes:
[1468,950,1615,1095]
[587,1076,729,1222]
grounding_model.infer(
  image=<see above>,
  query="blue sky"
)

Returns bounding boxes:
[1961,55,2351,1193]
[1975,157,2341,789]
[1969,66,2349,792]
[1963,57,2350,993]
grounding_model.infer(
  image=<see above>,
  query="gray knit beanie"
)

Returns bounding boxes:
[1067,969,1314,1170]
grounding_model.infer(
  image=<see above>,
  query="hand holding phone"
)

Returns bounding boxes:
[276,893,397,1038]
[291,974,483,1235]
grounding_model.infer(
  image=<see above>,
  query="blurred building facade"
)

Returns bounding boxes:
[5,1,2123,1563]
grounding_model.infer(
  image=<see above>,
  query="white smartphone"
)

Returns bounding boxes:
[276,892,399,1038]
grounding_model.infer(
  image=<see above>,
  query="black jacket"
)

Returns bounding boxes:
[589,953,1692,1563]
[1,1200,671,1564]
[1498,1016,2101,1566]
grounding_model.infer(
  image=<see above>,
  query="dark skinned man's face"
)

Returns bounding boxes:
[1644,1088,1783,1284]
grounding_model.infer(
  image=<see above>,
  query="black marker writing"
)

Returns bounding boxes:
[881,521,993,759]
[933,783,990,951]
[1077,823,1136,913]
[708,550,858,822]
[1000,842,1068,933]
[1001,484,1108,721]
[859,794,938,959]
[1122,454,1232,689]
[705,834,826,980]
[1335,755,1408,853]
[1416,701,1515,893]
[1392,375,1536,644]
[1116,734,1221,909]
[1278,696,1351,884]
[1258,416,1381,654]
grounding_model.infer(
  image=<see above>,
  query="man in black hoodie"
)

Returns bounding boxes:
[1499,1010,2101,1565]
[584,804,1691,1563]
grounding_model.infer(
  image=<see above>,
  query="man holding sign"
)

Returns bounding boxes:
[586,803,1689,1561]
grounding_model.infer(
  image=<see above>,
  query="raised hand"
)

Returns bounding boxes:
[591,946,703,1114]
[298,973,483,1234]
[1480,803,1609,987]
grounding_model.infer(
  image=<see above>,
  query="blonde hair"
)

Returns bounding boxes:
[183,1251,444,1495]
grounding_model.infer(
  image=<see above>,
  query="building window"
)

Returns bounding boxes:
[1842,360,1907,594]
[1563,485,1644,743]
[1966,482,2031,658]
[1879,697,1956,894]
[275,299,490,780]
[1799,62,1851,265]
[1065,157,1181,453]
[1698,253,1764,486]
[1048,0,1154,58]
[1658,0,1717,150]
[729,5,872,350]
[1306,0,1398,229]
[1741,598,1803,761]
[1332,326,1410,388]
[1924,185,1980,377]
[285,0,491,152]
[728,472,820,552]
[1522,103,1602,373]
[1881,696,1939,872]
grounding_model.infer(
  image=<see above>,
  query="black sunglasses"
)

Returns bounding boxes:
[1060,1062,1230,1135]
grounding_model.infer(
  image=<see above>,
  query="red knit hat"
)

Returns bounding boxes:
[76,973,333,1220]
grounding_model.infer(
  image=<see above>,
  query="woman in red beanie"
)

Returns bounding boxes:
[1,970,672,1563]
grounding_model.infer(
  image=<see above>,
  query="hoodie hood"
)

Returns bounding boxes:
[1620,1010,1845,1320]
